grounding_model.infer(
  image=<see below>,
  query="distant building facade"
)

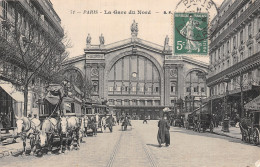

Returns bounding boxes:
[64,21,209,119]
[207,0,260,119]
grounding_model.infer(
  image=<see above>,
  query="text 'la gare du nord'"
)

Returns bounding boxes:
[81,10,174,15]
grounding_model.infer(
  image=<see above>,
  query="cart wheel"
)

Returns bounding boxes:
[253,128,260,145]
[198,123,201,133]
[210,122,214,133]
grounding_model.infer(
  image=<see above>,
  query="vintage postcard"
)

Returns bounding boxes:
[0,0,260,167]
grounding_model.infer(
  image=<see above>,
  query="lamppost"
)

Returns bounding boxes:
[222,75,230,132]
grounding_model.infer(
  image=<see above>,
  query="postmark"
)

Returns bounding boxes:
[173,0,219,55]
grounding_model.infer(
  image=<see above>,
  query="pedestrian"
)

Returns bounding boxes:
[143,116,148,124]
[157,112,170,147]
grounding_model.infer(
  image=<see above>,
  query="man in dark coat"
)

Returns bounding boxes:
[157,113,170,147]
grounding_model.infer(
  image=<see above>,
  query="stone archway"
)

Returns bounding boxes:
[104,50,164,104]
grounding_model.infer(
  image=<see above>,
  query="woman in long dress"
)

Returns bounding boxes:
[180,14,202,53]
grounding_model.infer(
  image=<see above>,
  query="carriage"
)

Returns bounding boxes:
[240,98,260,145]
[173,114,184,127]
[239,115,260,145]
[186,113,196,130]
[195,113,214,133]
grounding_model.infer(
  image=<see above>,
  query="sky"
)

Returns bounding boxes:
[51,0,225,62]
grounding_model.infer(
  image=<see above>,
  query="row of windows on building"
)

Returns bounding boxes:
[212,0,255,40]
[186,86,205,93]
[1,0,60,41]
[108,99,161,106]
[210,16,260,74]
[211,69,260,96]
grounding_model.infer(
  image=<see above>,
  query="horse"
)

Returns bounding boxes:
[60,116,80,150]
[39,117,61,154]
[15,116,41,155]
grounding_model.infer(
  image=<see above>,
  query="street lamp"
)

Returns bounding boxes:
[222,75,230,132]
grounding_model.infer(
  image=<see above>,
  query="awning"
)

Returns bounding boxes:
[0,83,24,102]
[244,95,260,111]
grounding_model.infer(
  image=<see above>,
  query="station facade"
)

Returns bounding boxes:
[63,21,209,119]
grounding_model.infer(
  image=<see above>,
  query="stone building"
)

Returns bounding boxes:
[0,0,64,126]
[207,0,260,120]
[64,21,209,119]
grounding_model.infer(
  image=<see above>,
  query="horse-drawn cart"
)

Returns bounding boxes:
[239,117,260,145]
[196,113,214,133]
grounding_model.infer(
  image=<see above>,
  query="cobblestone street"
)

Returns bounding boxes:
[1,120,260,167]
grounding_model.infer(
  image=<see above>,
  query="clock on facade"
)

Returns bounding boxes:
[132,72,137,79]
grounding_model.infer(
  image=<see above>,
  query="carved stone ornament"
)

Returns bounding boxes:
[170,68,178,78]
[91,68,99,76]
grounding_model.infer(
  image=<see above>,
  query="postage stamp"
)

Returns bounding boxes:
[174,13,208,55]
[173,0,219,55]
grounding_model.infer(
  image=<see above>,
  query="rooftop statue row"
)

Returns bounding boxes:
[86,33,104,45]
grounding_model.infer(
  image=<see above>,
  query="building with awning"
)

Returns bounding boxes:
[244,95,260,126]
[206,0,260,119]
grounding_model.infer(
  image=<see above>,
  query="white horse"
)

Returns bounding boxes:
[16,115,41,155]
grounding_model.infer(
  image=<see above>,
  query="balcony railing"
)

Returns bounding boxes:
[210,0,260,49]
[211,0,249,37]
[207,50,260,85]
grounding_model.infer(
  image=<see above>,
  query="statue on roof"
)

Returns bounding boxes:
[164,35,170,51]
[99,33,105,45]
[131,20,138,37]
[86,33,91,45]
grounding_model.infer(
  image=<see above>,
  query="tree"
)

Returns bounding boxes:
[83,77,94,100]
[0,4,70,116]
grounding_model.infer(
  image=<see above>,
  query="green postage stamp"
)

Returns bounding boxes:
[174,13,208,55]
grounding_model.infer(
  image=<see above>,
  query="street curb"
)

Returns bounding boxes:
[212,131,241,140]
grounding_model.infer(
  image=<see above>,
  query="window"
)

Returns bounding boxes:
[240,30,244,44]
[92,81,99,93]
[201,87,205,92]
[2,0,8,19]
[240,52,244,60]
[233,35,236,49]
[194,86,198,92]
[171,82,176,94]
[227,40,230,53]
[109,86,113,92]
[116,86,121,91]
[248,23,252,38]
[155,87,159,93]
[258,17,260,32]
[186,87,191,92]
[132,86,136,92]
[249,47,252,56]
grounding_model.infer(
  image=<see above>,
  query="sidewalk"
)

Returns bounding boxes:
[0,138,28,158]
[213,126,242,140]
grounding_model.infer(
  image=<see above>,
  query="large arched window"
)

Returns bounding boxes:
[108,55,160,95]
[63,69,84,91]
[184,70,206,97]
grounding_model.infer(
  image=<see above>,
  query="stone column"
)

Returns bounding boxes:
[98,63,105,99]
[177,64,184,98]
[164,64,171,106]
